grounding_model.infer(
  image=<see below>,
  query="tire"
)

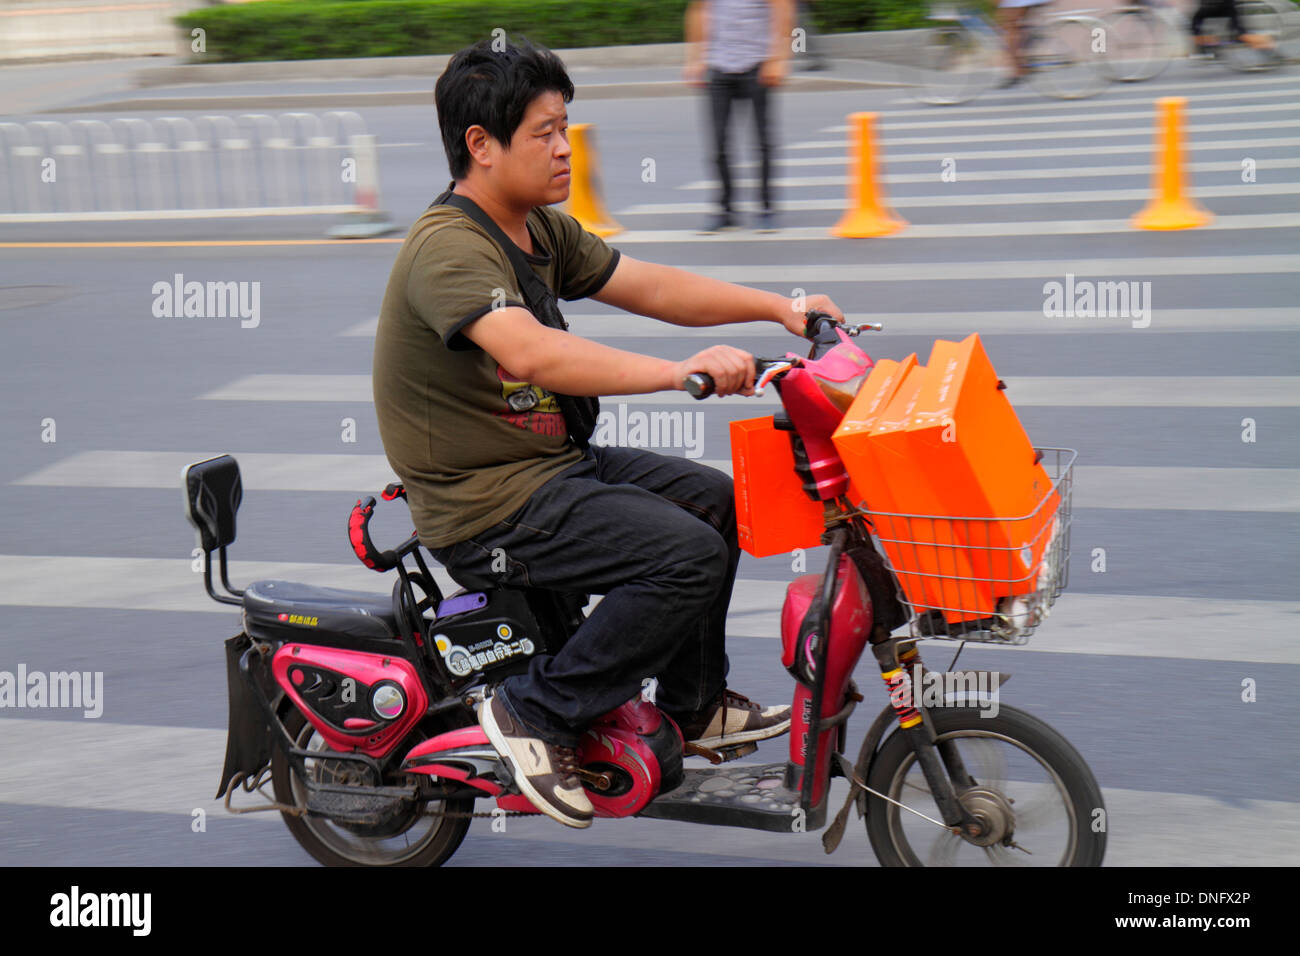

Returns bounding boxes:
[1025,17,1110,99]
[865,704,1106,867]
[910,24,1000,105]
[1099,8,1172,81]
[271,705,473,867]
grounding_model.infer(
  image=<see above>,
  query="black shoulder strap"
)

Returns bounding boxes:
[429,187,596,447]
[433,189,567,332]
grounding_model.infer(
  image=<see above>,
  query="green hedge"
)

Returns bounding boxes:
[177,0,931,63]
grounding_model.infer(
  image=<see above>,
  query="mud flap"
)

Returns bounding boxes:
[215,633,273,799]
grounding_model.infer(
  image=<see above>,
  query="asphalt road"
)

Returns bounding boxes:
[0,58,1297,869]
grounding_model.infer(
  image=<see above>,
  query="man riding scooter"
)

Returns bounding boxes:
[373,37,846,829]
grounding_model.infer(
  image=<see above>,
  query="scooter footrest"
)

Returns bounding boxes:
[640,762,824,833]
[715,742,759,762]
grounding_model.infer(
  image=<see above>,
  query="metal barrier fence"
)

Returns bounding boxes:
[0,110,392,237]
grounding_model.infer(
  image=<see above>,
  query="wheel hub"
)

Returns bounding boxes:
[958,787,1016,846]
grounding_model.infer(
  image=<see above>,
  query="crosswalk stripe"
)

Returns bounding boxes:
[3,715,1298,857]
[866,79,1300,121]
[694,462,1300,512]
[564,215,1300,243]
[641,255,1300,282]
[824,100,1299,133]
[341,308,1300,339]
[680,158,1300,190]
[730,591,1300,665]
[192,375,1300,407]
[11,453,1299,510]
[616,183,1300,213]
[763,137,1300,166]
[0,555,1295,663]
[785,118,1295,149]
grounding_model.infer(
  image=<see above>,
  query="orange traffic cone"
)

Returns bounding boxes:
[1132,97,1213,231]
[831,112,907,238]
[563,123,622,238]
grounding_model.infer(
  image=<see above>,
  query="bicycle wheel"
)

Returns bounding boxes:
[865,704,1107,866]
[1099,7,1172,81]
[910,23,1001,105]
[1222,0,1286,70]
[1025,16,1111,98]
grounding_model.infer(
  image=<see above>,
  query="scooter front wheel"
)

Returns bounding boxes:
[865,704,1106,866]
[271,706,474,867]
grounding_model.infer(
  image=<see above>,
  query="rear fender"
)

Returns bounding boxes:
[216,633,280,799]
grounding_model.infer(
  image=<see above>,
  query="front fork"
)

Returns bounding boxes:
[870,634,984,837]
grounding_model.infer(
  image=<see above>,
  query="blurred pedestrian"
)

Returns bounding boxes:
[684,0,794,233]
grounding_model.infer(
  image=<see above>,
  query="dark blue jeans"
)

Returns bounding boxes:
[429,445,739,748]
[708,64,774,214]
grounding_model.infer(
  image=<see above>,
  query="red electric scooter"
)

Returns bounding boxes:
[185,312,1104,866]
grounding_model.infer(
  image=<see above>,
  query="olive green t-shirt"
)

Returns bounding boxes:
[373,200,620,549]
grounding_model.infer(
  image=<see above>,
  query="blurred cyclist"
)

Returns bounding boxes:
[1189,0,1277,55]
[996,0,1054,86]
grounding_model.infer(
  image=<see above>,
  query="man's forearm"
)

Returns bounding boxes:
[625,260,793,329]
[517,325,678,396]
[685,1,707,64]
[768,0,794,62]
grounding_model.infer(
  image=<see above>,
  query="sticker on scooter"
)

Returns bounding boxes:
[433,632,536,677]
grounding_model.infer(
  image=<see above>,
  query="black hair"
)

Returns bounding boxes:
[435,37,575,180]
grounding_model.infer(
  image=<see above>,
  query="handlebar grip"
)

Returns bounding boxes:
[684,372,715,400]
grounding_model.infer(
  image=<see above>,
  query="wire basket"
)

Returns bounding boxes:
[860,447,1076,645]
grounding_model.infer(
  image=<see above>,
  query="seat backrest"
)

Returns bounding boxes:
[184,455,242,552]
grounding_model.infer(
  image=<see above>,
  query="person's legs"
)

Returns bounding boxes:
[706,69,739,225]
[741,65,775,218]
[430,450,731,748]
[587,445,739,717]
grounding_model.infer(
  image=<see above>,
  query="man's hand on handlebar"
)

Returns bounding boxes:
[670,345,756,397]
[780,294,844,337]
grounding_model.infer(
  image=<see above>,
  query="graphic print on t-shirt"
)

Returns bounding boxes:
[495,364,566,436]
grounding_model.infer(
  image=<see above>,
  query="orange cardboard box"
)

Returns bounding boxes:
[730,415,827,558]
[841,365,993,622]
[831,353,918,511]
[906,333,1059,597]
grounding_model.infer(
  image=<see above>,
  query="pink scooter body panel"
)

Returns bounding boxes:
[780,554,873,806]
[272,644,428,758]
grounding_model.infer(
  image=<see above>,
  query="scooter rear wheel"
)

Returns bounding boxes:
[271,706,473,867]
[865,704,1106,866]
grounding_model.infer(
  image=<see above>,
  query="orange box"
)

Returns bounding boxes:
[831,353,918,507]
[837,365,992,622]
[906,334,1058,597]
[730,416,826,558]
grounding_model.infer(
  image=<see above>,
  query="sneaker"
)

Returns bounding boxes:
[699,211,737,234]
[479,694,593,829]
[670,688,791,750]
[756,210,779,233]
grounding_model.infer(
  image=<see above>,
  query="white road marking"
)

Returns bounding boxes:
[343,308,1300,339]
[189,375,1300,407]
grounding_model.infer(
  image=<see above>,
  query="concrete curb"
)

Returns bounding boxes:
[132,31,927,87]
[50,71,912,114]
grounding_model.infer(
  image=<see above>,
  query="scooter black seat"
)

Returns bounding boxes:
[242,580,400,642]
